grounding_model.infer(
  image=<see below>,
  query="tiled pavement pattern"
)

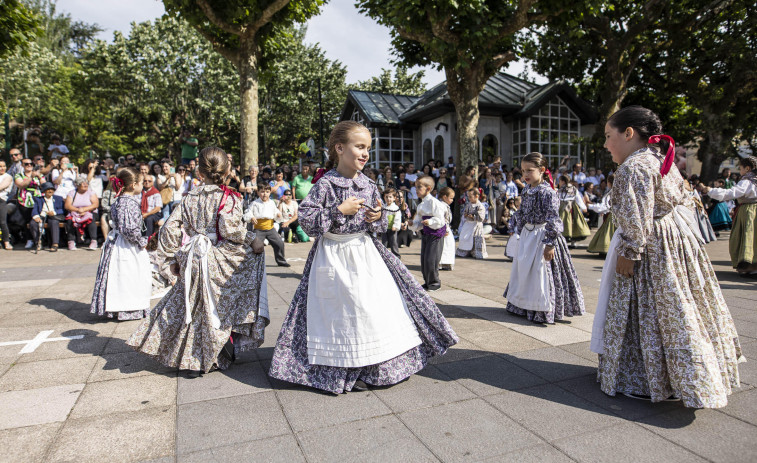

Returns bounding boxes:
[0,232,755,462]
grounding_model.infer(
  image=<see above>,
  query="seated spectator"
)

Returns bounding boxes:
[47,134,69,159]
[140,174,163,236]
[0,160,13,250]
[52,156,78,199]
[14,157,44,249]
[270,168,290,200]
[65,176,99,250]
[30,182,65,253]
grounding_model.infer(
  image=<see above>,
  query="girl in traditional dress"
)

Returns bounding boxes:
[439,187,456,271]
[381,187,402,257]
[504,152,585,324]
[587,175,616,255]
[456,188,488,259]
[707,179,732,231]
[684,176,716,243]
[90,167,152,320]
[701,156,757,277]
[127,147,269,375]
[268,121,458,394]
[558,176,590,245]
[594,106,742,408]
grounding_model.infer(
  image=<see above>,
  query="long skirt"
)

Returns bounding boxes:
[730,203,757,268]
[560,202,590,241]
[268,234,459,394]
[456,220,487,259]
[587,213,616,254]
[709,201,732,231]
[505,234,585,324]
[90,233,150,321]
[598,213,743,408]
[696,209,717,243]
[440,225,455,267]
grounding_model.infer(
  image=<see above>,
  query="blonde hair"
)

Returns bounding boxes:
[416,175,435,189]
[325,121,370,169]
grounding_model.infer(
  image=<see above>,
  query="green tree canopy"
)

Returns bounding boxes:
[0,0,41,61]
[350,66,427,96]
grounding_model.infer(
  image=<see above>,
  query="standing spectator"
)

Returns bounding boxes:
[586,167,601,186]
[570,162,586,184]
[64,177,99,250]
[502,171,519,199]
[32,154,54,178]
[30,182,65,253]
[290,164,313,202]
[140,175,163,236]
[138,163,150,179]
[25,130,45,160]
[156,161,175,221]
[0,160,13,249]
[52,156,78,199]
[224,152,241,191]
[179,129,199,165]
[381,166,396,189]
[436,167,452,191]
[14,158,44,249]
[405,163,418,182]
[125,154,137,168]
[47,134,70,160]
[83,159,105,198]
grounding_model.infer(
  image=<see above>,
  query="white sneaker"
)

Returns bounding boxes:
[25,240,34,249]
[263,239,269,245]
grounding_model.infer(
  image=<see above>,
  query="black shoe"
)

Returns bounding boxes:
[427,284,441,292]
[352,380,369,391]
[421,284,428,290]
[278,262,291,267]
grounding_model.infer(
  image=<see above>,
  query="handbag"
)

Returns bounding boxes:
[160,186,174,205]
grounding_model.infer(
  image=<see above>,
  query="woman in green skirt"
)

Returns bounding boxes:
[587,175,615,255]
[558,175,590,246]
[701,156,757,277]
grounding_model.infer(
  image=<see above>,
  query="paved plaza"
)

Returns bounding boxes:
[0,232,755,462]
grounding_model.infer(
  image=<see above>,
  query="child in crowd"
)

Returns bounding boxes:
[505,152,585,324]
[684,176,716,243]
[396,191,414,248]
[244,183,289,267]
[90,167,152,320]
[438,187,455,271]
[128,147,269,375]
[593,106,741,407]
[278,189,310,243]
[456,188,488,259]
[269,121,457,394]
[381,187,402,257]
[503,198,519,260]
[558,175,590,246]
[409,175,448,291]
[707,178,732,231]
[587,175,616,255]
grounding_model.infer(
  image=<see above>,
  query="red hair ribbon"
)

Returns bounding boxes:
[110,177,124,196]
[648,135,676,177]
[478,188,484,198]
[311,168,326,184]
[545,169,555,189]
[215,184,240,242]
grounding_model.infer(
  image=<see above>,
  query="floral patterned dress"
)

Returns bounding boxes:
[505,182,585,323]
[127,185,268,372]
[268,169,458,394]
[597,147,743,408]
[456,202,488,259]
[90,195,149,320]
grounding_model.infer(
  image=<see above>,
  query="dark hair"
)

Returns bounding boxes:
[117,166,141,192]
[326,121,370,169]
[198,146,229,185]
[739,156,757,171]
[383,187,398,198]
[521,152,548,169]
[607,174,615,185]
[257,182,272,192]
[607,105,668,153]
[274,168,283,176]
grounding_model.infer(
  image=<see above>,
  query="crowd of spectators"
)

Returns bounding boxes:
[1,129,747,253]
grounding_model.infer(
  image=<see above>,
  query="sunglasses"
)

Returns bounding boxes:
[23,162,33,166]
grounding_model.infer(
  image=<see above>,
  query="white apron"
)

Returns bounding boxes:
[440,224,455,266]
[505,233,519,259]
[105,231,151,312]
[590,228,621,354]
[457,221,476,251]
[505,224,552,312]
[306,232,421,368]
[181,233,222,329]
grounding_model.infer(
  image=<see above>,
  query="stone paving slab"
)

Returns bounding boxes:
[0,384,83,430]
[0,231,755,462]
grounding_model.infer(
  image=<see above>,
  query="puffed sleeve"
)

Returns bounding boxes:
[473,203,486,223]
[117,199,148,248]
[542,188,563,246]
[218,194,255,245]
[157,201,185,263]
[298,180,345,237]
[367,185,388,234]
[612,164,655,261]
[707,179,751,202]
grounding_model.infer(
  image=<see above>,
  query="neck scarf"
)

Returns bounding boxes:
[141,186,160,213]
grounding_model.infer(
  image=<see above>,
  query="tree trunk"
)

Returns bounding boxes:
[446,68,483,179]
[239,36,260,172]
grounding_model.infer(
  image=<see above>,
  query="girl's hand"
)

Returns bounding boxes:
[251,237,265,254]
[365,199,383,223]
[543,246,555,261]
[338,197,365,216]
[616,255,635,277]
